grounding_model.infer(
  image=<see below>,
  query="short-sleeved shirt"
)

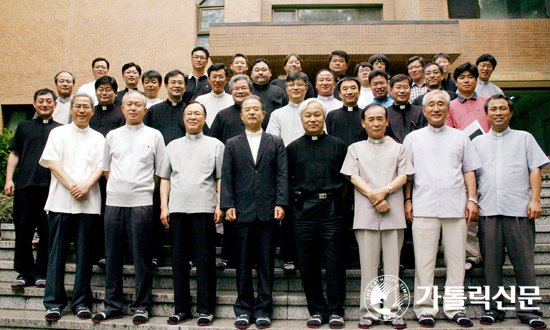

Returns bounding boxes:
[39,123,105,214]
[403,125,482,218]
[447,94,491,133]
[9,118,62,190]
[473,128,549,217]
[341,138,415,230]
[208,104,245,144]
[475,80,504,97]
[143,99,187,145]
[195,91,234,127]
[266,102,304,146]
[158,133,224,214]
[103,124,165,207]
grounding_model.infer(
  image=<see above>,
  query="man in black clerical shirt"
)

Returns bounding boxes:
[271,53,315,100]
[183,46,211,103]
[250,58,288,126]
[325,77,368,147]
[209,74,253,145]
[4,89,62,290]
[224,53,249,94]
[329,50,349,100]
[209,74,253,271]
[90,76,126,137]
[412,62,458,106]
[145,70,195,145]
[386,74,427,144]
[114,62,144,105]
[287,98,348,329]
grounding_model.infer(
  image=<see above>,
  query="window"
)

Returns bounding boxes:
[197,0,224,48]
[273,6,382,22]
[1,104,35,131]
[448,0,549,19]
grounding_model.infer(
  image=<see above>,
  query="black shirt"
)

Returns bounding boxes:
[208,104,245,144]
[89,103,126,137]
[385,103,427,144]
[183,75,211,103]
[114,88,145,106]
[412,89,458,107]
[286,133,347,194]
[271,79,316,100]
[9,117,62,190]
[325,105,369,147]
[441,78,457,93]
[144,99,187,145]
[252,83,288,128]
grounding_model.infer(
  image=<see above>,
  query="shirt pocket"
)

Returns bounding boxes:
[139,145,154,164]
[199,154,216,175]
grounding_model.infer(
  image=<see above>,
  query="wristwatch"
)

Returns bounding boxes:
[468,197,478,205]
[386,185,393,195]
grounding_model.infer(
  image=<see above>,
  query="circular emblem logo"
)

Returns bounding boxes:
[364,275,410,320]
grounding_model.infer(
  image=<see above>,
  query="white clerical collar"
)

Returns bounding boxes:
[289,102,300,108]
[490,127,511,137]
[428,124,447,133]
[368,137,385,144]
[245,129,262,138]
[212,91,226,98]
[58,97,71,103]
[186,132,204,140]
[317,95,334,101]
[125,123,144,131]
[102,106,108,111]
[70,122,89,133]
[399,105,406,109]
[42,119,50,124]
[347,107,354,112]
[478,79,490,85]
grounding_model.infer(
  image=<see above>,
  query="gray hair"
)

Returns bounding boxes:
[122,90,147,106]
[241,95,263,110]
[228,74,252,92]
[422,90,450,107]
[70,93,93,107]
[298,98,327,117]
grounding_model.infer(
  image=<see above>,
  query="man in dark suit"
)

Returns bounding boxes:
[221,95,289,329]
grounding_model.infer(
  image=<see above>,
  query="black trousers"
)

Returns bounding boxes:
[170,213,217,315]
[479,215,542,319]
[278,211,297,264]
[43,212,93,312]
[104,205,153,313]
[221,220,237,265]
[13,186,49,279]
[152,189,166,261]
[234,219,278,319]
[293,197,347,317]
[92,177,106,262]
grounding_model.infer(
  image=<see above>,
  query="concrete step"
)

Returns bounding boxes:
[0,281,549,320]
[2,260,550,291]
[0,309,545,330]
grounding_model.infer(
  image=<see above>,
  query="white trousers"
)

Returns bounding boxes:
[412,217,467,319]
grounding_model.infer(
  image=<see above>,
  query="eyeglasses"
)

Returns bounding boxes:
[73,104,92,110]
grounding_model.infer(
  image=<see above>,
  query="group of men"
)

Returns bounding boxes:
[4,47,548,330]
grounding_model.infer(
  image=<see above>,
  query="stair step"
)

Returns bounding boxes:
[0,309,545,329]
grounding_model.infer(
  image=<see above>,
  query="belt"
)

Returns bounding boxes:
[294,191,335,200]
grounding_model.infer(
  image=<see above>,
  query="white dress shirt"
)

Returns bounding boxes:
[77,81,98,106]
[266,102,304,146]
[246,130,262,163]
[196,91,234,127]
[316,95,343,113]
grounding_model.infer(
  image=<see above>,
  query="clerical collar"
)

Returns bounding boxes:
[368,137,385,144]
[57,97,71,104]
[458,93,477,103]
[245,129,262,137]
[70,122,89,133]
[212,91,227,98]
[347,106,355,112]
[427,124,447,133]
[305,133,326,141]
[478,79,490,85]
[186,132,204,140]
[34,117,50,124]
[166,99,184,107]
[399,104,408,110]
[289,102,300,108]
[252,82,269,90]
[490,127,511,137]
[99,104,114,111]
[125,123,144,131]
[317,95,334,101]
